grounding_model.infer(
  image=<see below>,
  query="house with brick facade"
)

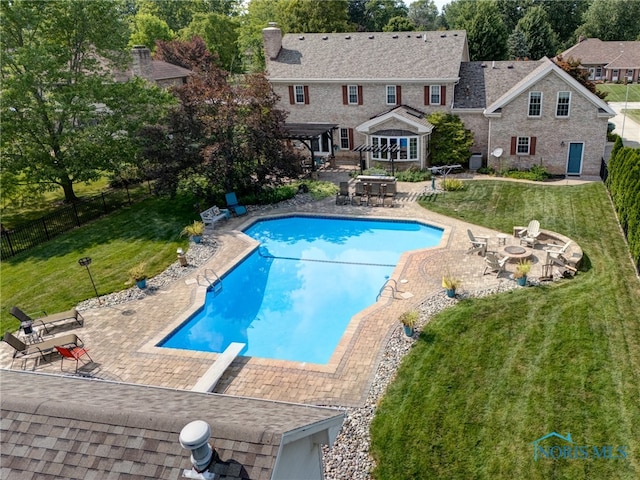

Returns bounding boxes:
[560,38,640,84]
[263,24,615,177]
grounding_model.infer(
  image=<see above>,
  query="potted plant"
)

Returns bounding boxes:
[442,275,461,298]
[181,220,205,244]
[514,259,532,286]
[128,262,147,289]
[399,310,419,337]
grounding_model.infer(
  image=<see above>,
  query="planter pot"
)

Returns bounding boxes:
[191,235,202,244]
[135,278,147,289]
[516,276,527,286]
[403,325,414,337]
[446,288,456,298]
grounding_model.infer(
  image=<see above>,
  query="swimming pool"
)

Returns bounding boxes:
[159,216,443,364]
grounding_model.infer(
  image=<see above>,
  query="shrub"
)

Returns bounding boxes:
[504,165,550,181]
[395,167,431,182]
[442,178,465,191]
[476,166,496,175]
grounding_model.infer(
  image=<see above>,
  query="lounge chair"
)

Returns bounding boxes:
[483,252,508,276]
[56,345,93,373]
[2,331,83,367]
[467,229,488,256]
[224,192,247,216]
[516,220,541,247]
[336,182,350,205]
[10,306,84,335]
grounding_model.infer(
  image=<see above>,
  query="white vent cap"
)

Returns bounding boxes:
[180,420,213,473]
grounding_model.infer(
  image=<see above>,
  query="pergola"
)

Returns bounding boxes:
[353,144,402,174]
[284,123,338,172]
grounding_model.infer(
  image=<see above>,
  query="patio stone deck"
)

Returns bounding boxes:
[0,172,583,407]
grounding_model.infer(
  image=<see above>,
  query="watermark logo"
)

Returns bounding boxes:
[531,432,628,461]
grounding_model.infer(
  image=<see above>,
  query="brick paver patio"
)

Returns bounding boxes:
[0,171,581,407]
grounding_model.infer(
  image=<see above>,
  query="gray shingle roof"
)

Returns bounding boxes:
[1,370,344,480]
[561,38,640,68]
[453,60,541,110]
[267,31,468,81]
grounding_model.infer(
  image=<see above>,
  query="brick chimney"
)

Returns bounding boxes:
[262,22,282,61]
[131,45,153,81]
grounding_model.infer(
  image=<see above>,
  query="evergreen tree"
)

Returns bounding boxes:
[508,29,530,60]
[467,0,508,61]
[514,6,557,60]
[427,112,474,166]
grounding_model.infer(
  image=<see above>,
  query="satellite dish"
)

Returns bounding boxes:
[492,147,503,158]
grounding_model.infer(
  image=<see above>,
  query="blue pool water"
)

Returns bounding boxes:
[160,216,443,364]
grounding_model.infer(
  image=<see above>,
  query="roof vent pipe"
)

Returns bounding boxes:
[180,421,215,479]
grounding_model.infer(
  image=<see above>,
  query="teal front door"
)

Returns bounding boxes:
[567,142,583,175]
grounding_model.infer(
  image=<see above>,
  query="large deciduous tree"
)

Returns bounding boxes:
[139,42,301,201]
[427,112,474,167]
[179,12,241,72]
[0,0,173,202]
[129,12,175,52]
[408,0,441,31]
[576,0,640,41]
[554,55,607,100]
[467,0,508,61]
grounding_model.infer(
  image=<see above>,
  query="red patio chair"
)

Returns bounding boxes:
[55,345,93,373]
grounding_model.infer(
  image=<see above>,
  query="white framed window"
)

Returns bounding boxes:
[348,85,359,105]
[588,67,595,80]
[371,134,418,161]
[528,91,542,117]
[430,85,441,105]
[340,128,350,149]
[627,69,634,81]
[595,66,602,79]
[556,91,571,117]
[612,69,619,82]
[517,137,530,154]
[294,85,305,104]
[386,85,397,105]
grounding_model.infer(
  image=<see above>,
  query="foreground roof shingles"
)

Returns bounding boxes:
[0,370,344,480]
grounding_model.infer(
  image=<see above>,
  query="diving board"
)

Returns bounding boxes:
[191,342,246,393]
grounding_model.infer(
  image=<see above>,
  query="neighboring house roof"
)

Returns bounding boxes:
[560,38,640,69]
[150,61,193,81]
[484,57,615,118]
[0,370,344,480]
[114,61,192,83]
[266,30,469,82]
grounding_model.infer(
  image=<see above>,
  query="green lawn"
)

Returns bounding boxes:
[0,195,199,333]
[597,83,640,102]
[622,109,640,124]
[371,181,640,479]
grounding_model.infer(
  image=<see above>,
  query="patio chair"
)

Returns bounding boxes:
[351,182,367,206]
[382,182,396,207]
[2,331,82,367]
[368,182,382,206]
[336,182,350,205]
[56,345,93,373]
[467,229,488,256]
[544,241,576,271]
[483,252,509,276]
[516,220,541,247]
[10,306,84,335]
[224,192,247,216]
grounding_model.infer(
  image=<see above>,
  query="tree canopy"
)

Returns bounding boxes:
[139,41,302,202]
[576,0,640,41]
[514,5,557,60]
[0,0,174,202]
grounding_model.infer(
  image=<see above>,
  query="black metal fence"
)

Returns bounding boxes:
[1,189,136,259]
